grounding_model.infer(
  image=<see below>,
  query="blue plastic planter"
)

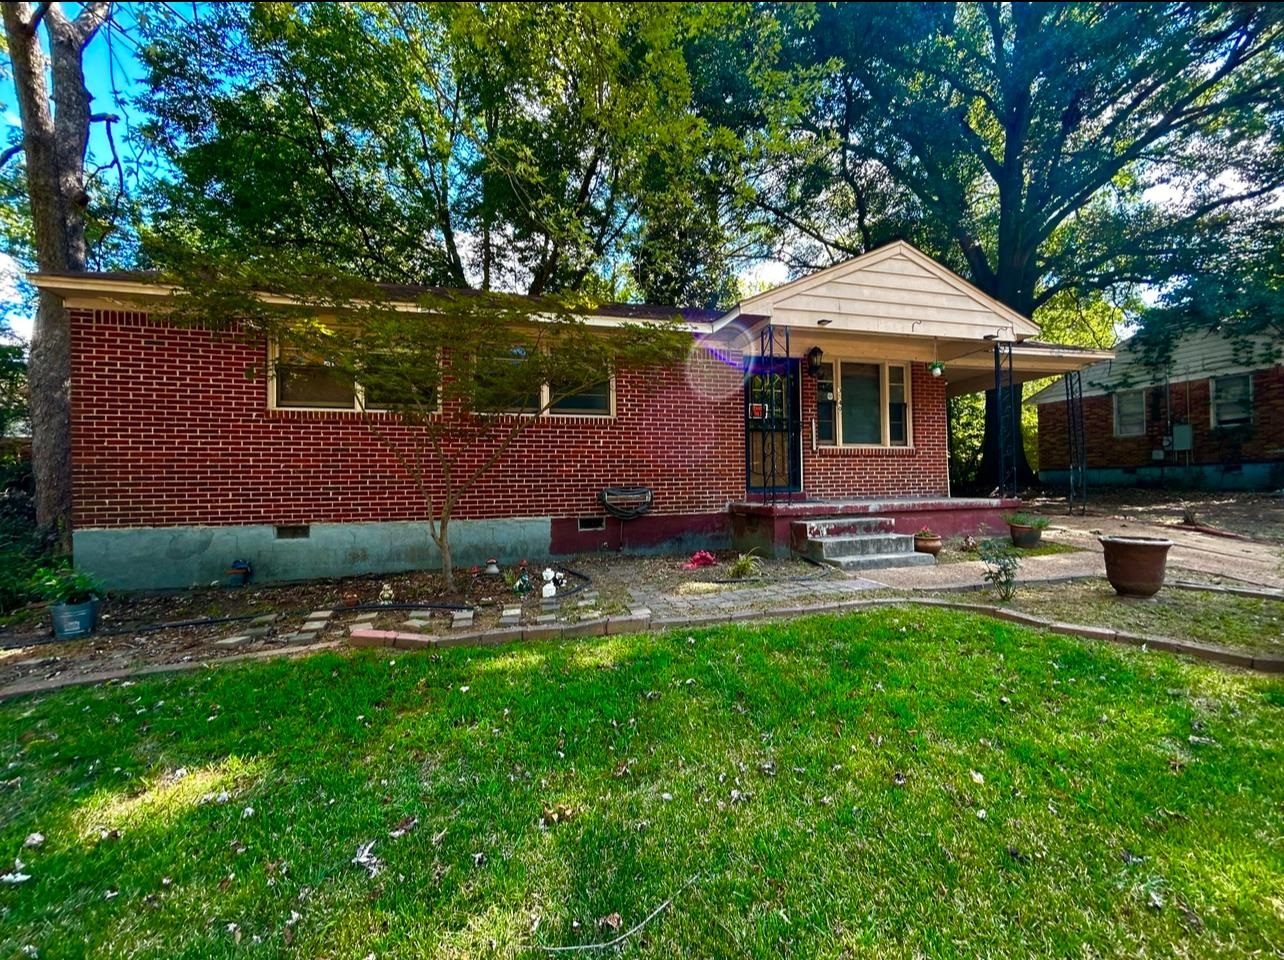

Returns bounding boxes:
[50,597,102,639]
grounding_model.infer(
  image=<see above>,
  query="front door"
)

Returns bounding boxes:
[745,357,802,495]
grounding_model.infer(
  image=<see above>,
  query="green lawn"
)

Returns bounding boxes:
[2,610,1282,958]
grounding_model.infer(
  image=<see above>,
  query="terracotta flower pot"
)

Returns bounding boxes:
[1099,536,1173,597]
[1009,523,1042,548]
[913,535,942,557]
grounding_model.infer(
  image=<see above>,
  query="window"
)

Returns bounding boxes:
[548,374,612,416]
[271,342,437,412]
[476,347,613,417]
[274,346,356,409]
[1212,374,1252,428]
[814,360,911,447]
[475,347,542,414]
[1113,390,1145,437]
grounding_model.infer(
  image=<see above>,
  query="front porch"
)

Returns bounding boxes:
[729,496,1022,561]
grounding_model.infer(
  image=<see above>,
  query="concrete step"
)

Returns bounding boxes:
[804,532,917,560]
[825,551,937,572]
[790,516,895,540]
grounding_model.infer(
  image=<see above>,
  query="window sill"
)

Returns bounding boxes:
[815,444,917,456]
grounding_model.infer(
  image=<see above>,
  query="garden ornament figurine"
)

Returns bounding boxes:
[378,582,395,604]
[541,567,557,599]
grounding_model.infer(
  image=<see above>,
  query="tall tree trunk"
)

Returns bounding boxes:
[2,2,109,550]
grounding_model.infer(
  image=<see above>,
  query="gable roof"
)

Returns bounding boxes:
[716,241,1040,342]
[1026,329,1284,405]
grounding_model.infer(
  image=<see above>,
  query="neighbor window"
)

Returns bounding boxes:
[815,360,911,447]
[1211,374,1252,428]
[1113,390,1145,437]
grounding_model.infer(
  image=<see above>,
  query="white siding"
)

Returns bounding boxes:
[1029,330,1282,405]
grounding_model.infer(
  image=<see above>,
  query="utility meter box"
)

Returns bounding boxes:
[1171,423,1194,452]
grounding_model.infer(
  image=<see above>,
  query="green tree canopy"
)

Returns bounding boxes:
[139,1,761,307]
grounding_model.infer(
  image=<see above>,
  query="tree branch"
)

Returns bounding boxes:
[0,144,24,169]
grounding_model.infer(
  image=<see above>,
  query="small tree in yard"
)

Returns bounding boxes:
[157,257,689,591]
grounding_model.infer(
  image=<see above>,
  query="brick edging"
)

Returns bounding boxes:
[0,640,346,701]
[349,600,1284,674]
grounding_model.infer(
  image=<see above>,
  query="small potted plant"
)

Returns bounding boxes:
[32,568,107,640]
[1006,513,1049,548]
[913,527,943,557]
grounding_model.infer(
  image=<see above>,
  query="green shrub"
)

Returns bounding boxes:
[1004,512,1050,530]
[28,567,105,605]
[727,550,762,579]
[979,538,1021,601]
[0,456,51,615]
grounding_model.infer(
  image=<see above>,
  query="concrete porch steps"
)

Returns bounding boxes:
[791,516,936,572]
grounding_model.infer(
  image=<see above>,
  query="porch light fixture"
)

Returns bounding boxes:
[816,318,832,326]
[806,346,825,377]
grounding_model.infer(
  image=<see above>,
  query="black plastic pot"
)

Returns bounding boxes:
[1009,523,1043,549]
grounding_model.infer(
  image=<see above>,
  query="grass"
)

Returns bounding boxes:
[936,539,1082,564]
[997,581,1284,655]
[1,609,1282,958]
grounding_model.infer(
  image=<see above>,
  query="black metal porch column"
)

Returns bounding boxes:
[1064,370,1087,515]
[994,342,1018,497]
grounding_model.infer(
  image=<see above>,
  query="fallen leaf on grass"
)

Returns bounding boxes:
[969,770,984,785]
[389,816,418,839]
[352,841,381,878]
[23,833,43,849]
[599,912,622,931]
[540,803,578,828]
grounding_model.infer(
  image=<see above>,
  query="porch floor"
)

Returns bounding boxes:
[729,496,1022,556]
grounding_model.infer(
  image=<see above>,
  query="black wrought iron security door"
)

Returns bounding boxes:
[745,357,802,496]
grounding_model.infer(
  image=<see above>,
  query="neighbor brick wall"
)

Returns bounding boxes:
[800,363,949,498]
[1037,367,1284,471]
[70,310,951,530]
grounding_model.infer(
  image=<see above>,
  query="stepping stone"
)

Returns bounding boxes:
[577,599,596,609]
[244,626,274,638]
[279,631,316,645]
[251,613,280,625]
[308,610,333,620]
[501,607,522,619]
[535,614,558,624]
[354,612,378,623]
[215,635,250,647]
[302,620,329,632]
[402,619,431,630]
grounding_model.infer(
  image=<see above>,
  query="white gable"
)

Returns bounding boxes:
[728,241,1040,342]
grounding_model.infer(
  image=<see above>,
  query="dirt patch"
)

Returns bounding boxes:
[1029,488,1284,543]
[935,578,1284,655]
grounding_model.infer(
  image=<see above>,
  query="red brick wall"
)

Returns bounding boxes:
[70,310,950,529]
[800,363,949,498]
[1037,367,1284,471]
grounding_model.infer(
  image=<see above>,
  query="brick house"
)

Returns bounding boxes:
[1030,329,1284,491]
[33,241,1110,589]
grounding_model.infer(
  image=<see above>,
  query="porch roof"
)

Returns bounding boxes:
[708,241,1112,395]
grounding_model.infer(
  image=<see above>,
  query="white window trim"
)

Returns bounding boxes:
[1210,374,1253,428]
[1113,389,1146,438]
[266,340,443,414]
[478,377,617,419]
[817,359,913,448]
